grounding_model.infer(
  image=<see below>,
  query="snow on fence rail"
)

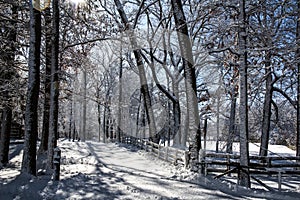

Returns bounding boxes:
[121,135,300,173]
[121,136,187,166]
[201,152,300,191]
[203,152,300,174]
[121,135,300,191]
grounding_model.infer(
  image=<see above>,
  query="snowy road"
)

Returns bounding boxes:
[83,142,238,200]
[1,140,300,199]
[51,141,298,200]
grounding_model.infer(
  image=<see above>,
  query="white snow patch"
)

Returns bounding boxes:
[0,139,299,199]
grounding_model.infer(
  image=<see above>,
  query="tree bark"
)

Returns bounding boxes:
[238,0,250,188]
[227,87,237,154]
[48,0,60,169]
[172,82,181,146]
[0,3,17,166]
[82,66,87,142]
[39,7,51,153]
[171,0,201,170]
[113,0,157,139]
[96,87,102,142]
[0,106,12,166]
[296,0,300,157]
[22,3,41,175]
[103,101,107,143]
[259,52,272,157]
[117,48,123,142]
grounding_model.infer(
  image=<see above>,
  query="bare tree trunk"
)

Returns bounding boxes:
[296,0,300,157]
[216,76,221,153]
[103,102,107,143]
[171,0,201,170]
[259,52,272,157]
[0,106,12,166]
[227,91,236,154]
[203,118,208,150]
[136,95,142,138]
[0,3,17,166]
[48,0,60,170]
[238,0,250,188]
[39,7,51,153]
[113,0,157,139]
[117,49,123,142]
[22,4,41,175]
[172,80,181,146]
[82,66,87,142]
[182,109,189,148]
[96,87,102,142]
[68,98,73,141]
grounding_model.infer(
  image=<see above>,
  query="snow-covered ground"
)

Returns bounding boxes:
[0,139,300,199]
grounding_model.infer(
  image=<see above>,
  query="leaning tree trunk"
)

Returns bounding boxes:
[238,0,250,188]
[113,0,157,139]
[47,0,60,170]
[39,7,52,154]
[22,3,41,176]
[259,52,272,157]
[171,0,201,171]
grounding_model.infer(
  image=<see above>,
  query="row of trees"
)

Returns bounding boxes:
[0,0,60,175]
[0,0,299,188]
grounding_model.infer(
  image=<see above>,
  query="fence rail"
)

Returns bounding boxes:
[121,136,187,166]
[121,135,300,191]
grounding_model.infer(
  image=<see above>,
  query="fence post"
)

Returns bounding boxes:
[267,157,272,176]
[158,144,161,158]
[150,141,153,153]
[53,147,61,181]
[227,154,231,176]
[165,147,169,161]
[184,150,189,168]
[278,170,282,191]
[199,149,206,175]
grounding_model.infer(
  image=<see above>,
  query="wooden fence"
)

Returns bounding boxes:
[121,136,187,166]
[121,135,300,191]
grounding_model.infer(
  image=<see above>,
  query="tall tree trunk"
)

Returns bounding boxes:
[171,0,201,171]
[82,66,87,142]
[96,87,101,142]
[238,0,250,188]
[117,49,123,142]
[39,7,52,153]
[203,117,208,150]
[227,90,237,154]
[22,3,41,175]
[135,94,142,138]
[0,3,17,166]
[172,80,181,146]
[216,75,221,153]
[259,53,272,157]
[0,106,12,166]
[113,0,157,139]
[103,102,107,143]
[296,0,300,157]
[47,0,60,169]
[68,97,73,141]
[182,110,189,147]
